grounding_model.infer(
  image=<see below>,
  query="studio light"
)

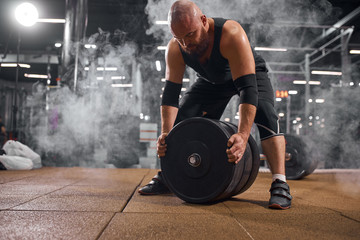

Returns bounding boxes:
[24,73,47,79]
[254,47,287,52]
[1,63,30,68]
[96,67,117,71]
[308,81,321,85]
[311,70,342,76]
[37,18,65,23]
[293,80,321,85]
[111,76,126,80]
[15,2,39,27]
[315,99,325,103]
[157,46,167,50]
[111,84,133,88]
[84,44,97,49]
[349,50,360,54]
[156,60,161,71]
[155,20,168,25]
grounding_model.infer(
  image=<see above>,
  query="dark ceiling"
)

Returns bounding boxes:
[0,0,359,85]
[0,0,155,85]
[0,0,154,52]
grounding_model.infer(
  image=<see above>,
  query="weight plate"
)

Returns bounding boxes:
[284,134,308,180]
[161,118,235,203]
[161,118,260,203]
[236,133,260,194]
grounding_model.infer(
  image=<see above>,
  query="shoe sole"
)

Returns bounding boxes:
[138,189,157,195]
[138,189,172,195]
[268,203,291,210]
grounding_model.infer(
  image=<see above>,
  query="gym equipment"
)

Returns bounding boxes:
[284,134,317,180]
[160,117,260,204]
[260,134,317,180]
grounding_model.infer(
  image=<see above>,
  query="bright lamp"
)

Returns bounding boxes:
[15,2,39,27]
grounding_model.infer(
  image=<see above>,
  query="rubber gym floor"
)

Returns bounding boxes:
[0,167,359,240]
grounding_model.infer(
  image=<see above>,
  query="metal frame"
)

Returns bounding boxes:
[302,27,354,132]
[260,6,359,134]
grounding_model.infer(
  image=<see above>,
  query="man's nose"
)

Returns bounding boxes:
[181,38,188,47]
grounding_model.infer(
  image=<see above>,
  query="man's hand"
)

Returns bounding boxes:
[157,133,168,157]
[226,133,248,164]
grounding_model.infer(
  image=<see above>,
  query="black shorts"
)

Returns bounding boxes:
[175,71,282,140]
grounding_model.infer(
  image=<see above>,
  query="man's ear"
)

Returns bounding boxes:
[200,15,207,26]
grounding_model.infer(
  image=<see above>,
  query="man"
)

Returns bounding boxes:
[139,0,292,209]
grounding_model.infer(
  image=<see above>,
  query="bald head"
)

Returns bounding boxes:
[168,0,203,28]
[167,0,210,58]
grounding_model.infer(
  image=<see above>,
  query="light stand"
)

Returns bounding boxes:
[11,30,21,139]
[12,2,39,139]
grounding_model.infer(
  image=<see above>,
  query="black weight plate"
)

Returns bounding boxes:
[284,134,308,180]
[180,140,211,179]
[304,157,318,176]
[161,118,235,203]
[216,121,253,198]
[225,141,251,197]
[201,120,246,201]
[236,134,260,194]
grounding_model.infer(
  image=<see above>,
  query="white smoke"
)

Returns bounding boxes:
[24,0,358,173]
[145,0,342,45]
[26,29,142,168]
[314,86,360,169]
[144,0,360,173]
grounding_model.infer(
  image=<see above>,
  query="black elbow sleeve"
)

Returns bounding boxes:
[233,74,258,107]
[161,80,182,108]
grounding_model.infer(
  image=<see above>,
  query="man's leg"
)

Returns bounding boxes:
[261,135,286,176]
[255,100,292,209]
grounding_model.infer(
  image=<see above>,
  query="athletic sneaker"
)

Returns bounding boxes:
[138,171,172,195]
[268,179,292,210]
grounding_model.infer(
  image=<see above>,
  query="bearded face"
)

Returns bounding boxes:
[171,18,210,59]
[182,27,209,58]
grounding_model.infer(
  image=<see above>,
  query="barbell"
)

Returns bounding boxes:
[259,134,317,180]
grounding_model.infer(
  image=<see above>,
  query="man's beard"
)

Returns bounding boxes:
[184,30,209,59]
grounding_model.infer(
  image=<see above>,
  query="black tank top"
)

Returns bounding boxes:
[179,18,267,84]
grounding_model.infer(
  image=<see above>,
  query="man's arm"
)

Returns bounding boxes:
[220,20,257,164]
[157,39,186,157]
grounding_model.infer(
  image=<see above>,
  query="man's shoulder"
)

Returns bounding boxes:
[166,39,185,66]
[220,20,245,47]
[167,38,178,49]
[166,39,184,57]
[219,20,251,59]
[222,20,242,35]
